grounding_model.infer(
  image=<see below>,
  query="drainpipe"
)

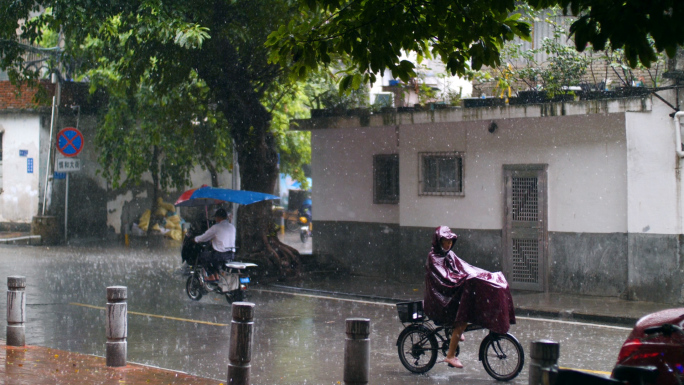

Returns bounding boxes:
[675,112,684,236]
[674,112,684,158]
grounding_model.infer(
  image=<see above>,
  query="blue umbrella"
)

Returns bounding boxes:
[175,186,279,207]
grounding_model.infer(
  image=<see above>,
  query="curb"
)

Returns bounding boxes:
[267,284,639,327]
[515,308,638,326]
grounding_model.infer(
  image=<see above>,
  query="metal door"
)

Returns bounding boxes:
[503,165,548,291]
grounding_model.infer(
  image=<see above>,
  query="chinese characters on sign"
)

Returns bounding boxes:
[55,158,81,172]
[27,158,33,173]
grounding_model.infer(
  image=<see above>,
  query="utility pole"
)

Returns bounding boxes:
[41,30,63,216]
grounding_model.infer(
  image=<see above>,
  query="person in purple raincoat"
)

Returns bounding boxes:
[424,226,516,369]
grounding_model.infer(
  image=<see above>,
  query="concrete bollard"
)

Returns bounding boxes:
[344,318,371,385]
[7,276,26,346]
[227,302,255,385]
[529,340,560,385]
[106,286,127,367]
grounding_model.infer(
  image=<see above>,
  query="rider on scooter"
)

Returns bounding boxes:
[193,208,235,281]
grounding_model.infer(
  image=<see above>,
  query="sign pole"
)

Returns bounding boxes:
[64,172,69,243]
[54,126,83,244]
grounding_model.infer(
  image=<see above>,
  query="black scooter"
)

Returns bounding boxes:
[185,255,256,303]
[181,231,256,303]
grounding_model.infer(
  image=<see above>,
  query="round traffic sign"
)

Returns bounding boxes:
[56,127,83,157]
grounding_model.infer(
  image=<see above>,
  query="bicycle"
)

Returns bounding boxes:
[396,300,525,381]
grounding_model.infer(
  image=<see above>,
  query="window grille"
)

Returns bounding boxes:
[419,152,464,196]
[512,177,538,221]
[373,154,399,204]
[512,238,539,283]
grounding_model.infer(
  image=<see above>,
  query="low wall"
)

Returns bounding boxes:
[313,221,684,304]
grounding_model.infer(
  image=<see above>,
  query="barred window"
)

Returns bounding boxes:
[373,154,399,204]
[420,152,464,196]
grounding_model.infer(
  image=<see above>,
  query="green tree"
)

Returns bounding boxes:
[530,0,684,68]
[90,68,232,207]
[0,0,304,277]
[269,0,532,87]
[269,0,682,90]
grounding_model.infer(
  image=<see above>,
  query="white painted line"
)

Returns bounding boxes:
[516,316,633,331]
[256,288,396,306]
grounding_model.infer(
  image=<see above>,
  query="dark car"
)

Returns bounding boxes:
[612,308,684,385]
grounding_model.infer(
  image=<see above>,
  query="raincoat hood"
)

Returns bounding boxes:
[432,226,458,252]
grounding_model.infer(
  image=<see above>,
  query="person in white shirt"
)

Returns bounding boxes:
[194,208,236,281]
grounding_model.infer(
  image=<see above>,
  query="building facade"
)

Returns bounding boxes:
[296,94,684,303]
[0,80,234,238]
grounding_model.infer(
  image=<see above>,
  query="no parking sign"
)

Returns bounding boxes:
[56,127,83,157]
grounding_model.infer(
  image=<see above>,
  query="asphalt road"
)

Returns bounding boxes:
[0,242,628,384]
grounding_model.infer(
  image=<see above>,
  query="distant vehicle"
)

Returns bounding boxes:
[611,308,684,385]
[299,198,312,243]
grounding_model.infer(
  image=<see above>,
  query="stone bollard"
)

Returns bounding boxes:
[7,276,26,346]
[529,340,560,385]
[106,286,127,367]
[227,302,255,385]
[344,318,371,385]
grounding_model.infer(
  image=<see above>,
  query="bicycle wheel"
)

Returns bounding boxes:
[397,326,439,374]
[481,333,525,381]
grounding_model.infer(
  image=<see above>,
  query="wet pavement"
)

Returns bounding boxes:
[0,238,677,384]
[0,342,221,384]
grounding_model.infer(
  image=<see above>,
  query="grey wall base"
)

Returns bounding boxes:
[549,232,628,297]
[314,221,684,304]
[627,233,684,304]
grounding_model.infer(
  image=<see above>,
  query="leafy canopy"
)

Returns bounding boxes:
[530,0,684,68]
[269,0,683,93]
[1,0,313,192]
[268,0,532,89]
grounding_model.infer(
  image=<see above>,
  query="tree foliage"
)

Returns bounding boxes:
[90,68,232,192]
[268,0,532,89]
[269,0,683,93]
[530,0,684,68]
[1,0,305,277]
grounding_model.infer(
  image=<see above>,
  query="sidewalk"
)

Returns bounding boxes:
[0,341,222,385]
[272,273,677,326]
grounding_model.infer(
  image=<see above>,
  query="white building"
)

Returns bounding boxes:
[295,93,684,304]
[0,80,235,239]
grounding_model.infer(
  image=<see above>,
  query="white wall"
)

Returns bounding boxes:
[0,114,41,222]
[312,126,399,223]
[626,95,682,235]
[400,114,629,233]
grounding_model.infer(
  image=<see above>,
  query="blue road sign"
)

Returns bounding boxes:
[57,127,84,157]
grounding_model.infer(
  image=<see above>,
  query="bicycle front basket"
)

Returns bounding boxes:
[396,301,424,322]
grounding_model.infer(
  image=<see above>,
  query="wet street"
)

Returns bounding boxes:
[0,242,628,384]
